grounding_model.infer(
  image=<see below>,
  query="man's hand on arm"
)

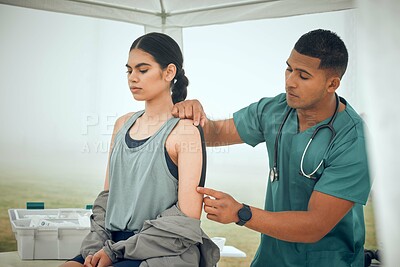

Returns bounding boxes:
[198,187,354,243]
[197,187,243,224]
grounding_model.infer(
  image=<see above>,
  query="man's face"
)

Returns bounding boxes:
[285,49,332,111]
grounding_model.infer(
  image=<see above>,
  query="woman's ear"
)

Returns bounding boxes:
[164,63,177,82]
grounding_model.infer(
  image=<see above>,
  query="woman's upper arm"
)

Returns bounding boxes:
[103,112,133,190]
[169,120,204,219]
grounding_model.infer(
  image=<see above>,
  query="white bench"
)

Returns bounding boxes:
[220,245,246,258]
[0,247,246,267]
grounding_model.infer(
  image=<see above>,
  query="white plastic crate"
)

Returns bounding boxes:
[8,208,91,260]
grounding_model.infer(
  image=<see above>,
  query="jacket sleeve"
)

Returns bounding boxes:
[80,190,112,259]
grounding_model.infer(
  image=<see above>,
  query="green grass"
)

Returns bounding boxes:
[0,172,101,252]
[0,174,377,267]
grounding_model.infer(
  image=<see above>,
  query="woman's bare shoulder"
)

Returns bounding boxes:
[113,112,135,132]
[171,119,201,141]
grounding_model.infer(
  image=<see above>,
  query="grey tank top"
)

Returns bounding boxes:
[105,111,180,232]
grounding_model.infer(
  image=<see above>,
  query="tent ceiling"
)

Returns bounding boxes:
[0,0,355,29]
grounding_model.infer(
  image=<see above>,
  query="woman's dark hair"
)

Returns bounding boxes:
[294,29,348,78]
[130,32,188,104]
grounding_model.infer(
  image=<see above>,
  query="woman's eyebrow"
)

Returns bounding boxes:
[125,63,151,69]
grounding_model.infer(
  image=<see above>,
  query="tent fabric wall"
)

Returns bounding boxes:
[358,0,400,265]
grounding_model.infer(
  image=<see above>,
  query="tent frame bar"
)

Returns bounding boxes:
[68,0,279,17]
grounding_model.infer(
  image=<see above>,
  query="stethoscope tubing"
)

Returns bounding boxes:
[272,93,340,181]
[300,137,323,179]
[272,107,292,170]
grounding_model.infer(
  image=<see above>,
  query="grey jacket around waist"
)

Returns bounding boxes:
[80,190,220,267]
[103,204,220,267]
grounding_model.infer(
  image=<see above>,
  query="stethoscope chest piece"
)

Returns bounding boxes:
[269,167,278,182]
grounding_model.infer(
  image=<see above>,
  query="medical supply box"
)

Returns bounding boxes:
[8,208,91,260]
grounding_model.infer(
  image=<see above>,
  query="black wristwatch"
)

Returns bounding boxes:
[236,203,252,226]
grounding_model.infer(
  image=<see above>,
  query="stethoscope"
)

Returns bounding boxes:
[269,93,340,182]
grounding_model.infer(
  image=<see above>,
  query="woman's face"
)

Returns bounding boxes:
[125,48,172,102]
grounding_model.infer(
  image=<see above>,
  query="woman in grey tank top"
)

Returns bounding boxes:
[63,33,206,267]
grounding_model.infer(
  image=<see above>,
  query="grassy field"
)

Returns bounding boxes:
[0,173,377,267]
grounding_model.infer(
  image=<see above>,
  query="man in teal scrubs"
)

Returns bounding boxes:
[172,29,371,266]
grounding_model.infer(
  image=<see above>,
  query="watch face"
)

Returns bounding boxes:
[238,206,252,221]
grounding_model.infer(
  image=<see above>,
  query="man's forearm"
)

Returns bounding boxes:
[244,192,353,243]
[204,119,224,147]
[204,118,243,147]
[245,207,326,243]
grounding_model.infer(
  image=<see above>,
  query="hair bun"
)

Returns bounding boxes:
[176,69,185,81]
[172,68,188,104]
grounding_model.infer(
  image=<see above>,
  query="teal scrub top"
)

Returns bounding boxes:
[233,93,371,267]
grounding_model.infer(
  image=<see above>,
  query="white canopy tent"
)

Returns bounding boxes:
[0,0,355,46]
[1,0,399,266]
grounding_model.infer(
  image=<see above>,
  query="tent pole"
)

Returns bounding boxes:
[144,26,184,51]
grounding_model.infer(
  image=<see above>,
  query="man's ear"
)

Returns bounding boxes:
[327,76,341,93]
[164,63,177,82]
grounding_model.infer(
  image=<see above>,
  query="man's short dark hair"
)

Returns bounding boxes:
[294,29,348,78]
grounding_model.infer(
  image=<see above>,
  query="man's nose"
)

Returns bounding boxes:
[285,72,297,88]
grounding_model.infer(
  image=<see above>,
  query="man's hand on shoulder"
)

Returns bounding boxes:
[172,99,207,127]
